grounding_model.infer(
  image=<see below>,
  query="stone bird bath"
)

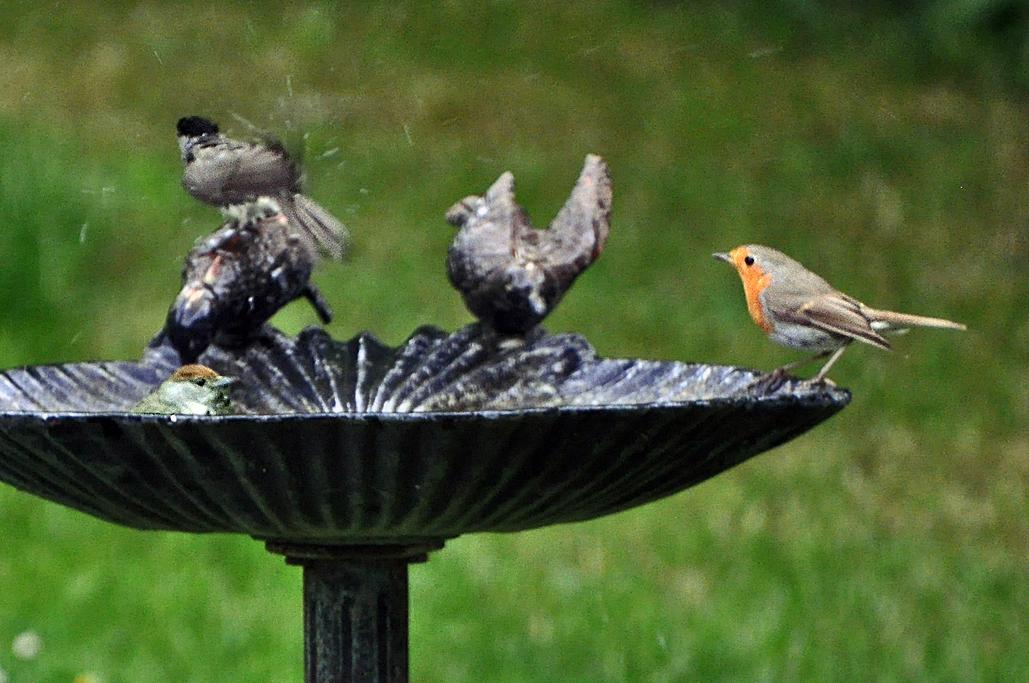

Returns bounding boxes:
[0,325,848,681]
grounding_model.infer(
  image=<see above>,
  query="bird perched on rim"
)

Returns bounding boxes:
[445,154,611,335]
[131,364,236,415]
[176,115,347,260]
[158,197,332,364]
[713,244,966,381]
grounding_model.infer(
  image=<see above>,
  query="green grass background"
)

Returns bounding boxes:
[0,1,1026,680]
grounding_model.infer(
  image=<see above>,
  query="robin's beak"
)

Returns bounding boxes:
[712,252,732,264]
[211,376,236,389]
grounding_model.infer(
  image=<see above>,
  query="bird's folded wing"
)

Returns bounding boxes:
[798,295,892,350]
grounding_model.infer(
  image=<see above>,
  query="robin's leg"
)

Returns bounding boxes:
[748,354,823,394]
[752,350,837,393]
[773,353,828,375]
[301,284,334,324]
[812,346,848,382]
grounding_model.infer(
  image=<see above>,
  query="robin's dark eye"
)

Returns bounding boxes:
[744,256,755,266]
[192,378,207,387]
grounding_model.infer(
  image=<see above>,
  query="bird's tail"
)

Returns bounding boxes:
[282,193,349,260]
[866,308,966,331]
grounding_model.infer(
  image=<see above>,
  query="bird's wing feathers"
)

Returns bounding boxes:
[183,138,300,203]
[538,155,612,274]
[283,194,348,260]
[219,141,301,196]
[796,294,892,350]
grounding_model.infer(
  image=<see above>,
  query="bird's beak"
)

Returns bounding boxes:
[212,376,236,389]
[444,198,475,227]
[712,252,732,264]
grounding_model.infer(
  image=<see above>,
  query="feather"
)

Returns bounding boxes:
[798,295,893,350]
[863,308,966,331]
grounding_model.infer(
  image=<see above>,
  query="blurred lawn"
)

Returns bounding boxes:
[0,1,1026,681]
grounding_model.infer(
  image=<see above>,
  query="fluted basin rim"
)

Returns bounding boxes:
[0,326,851,540]
[0,386,849,421]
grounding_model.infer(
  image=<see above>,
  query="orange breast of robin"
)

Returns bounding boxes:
[731,250,774,333]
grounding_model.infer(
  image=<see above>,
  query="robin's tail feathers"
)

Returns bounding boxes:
[866,308,966,331]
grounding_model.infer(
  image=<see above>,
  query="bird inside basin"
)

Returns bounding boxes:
[713,244,966,382]
[131,364,236,416]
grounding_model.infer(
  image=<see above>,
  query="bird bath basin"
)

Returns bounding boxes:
[0,324,849,682]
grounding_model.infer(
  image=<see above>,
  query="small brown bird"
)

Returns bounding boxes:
[176,115,347,260]
[161,197,332,363]
[131,364,235,416]
[713,244,966,381]
[445,154,611,334]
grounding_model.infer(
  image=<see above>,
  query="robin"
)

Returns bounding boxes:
[713,244,966,381]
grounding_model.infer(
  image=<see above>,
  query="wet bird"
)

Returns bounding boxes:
[131,364,236,415]
[445,154,611,335]
[161,197,332,363]
[713,244,966,381]
[176,115,347,260]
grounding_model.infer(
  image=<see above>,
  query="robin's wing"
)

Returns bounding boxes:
[796,293,892,350]
[535,155,611,281]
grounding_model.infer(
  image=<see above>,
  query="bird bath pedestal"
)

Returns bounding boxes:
[266,541,442,682]
[0,326,849,682]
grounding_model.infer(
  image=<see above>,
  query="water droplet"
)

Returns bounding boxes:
[12,630,42,660]
[748,46,782,59]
